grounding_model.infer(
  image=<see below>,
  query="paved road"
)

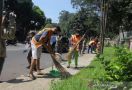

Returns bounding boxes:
[0,43,66,81]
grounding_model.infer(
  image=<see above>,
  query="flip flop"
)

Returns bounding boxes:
[28,74,36,80]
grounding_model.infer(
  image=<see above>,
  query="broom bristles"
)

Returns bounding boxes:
[51,54,71,77]
[42,43,71,77]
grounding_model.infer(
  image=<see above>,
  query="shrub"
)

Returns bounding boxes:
[99,47,132,81]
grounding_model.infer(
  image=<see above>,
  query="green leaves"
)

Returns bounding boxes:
[100,47,132,81]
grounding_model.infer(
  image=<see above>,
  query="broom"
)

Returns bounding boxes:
[66,32,87,61]
[43,44,71,78]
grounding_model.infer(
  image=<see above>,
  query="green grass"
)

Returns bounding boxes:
[103,47,115,59]
[50,47,115,90]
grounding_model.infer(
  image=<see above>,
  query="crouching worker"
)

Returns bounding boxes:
[67,32,81,68]
[29,26,61,80]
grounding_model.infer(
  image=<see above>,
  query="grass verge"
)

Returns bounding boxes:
[50,47,115,90]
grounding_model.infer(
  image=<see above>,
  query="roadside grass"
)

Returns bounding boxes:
[50,47,115,90]
[103,47,115,60]
[50,61,106,90]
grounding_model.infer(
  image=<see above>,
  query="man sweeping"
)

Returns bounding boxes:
[29,26,61,80]
[67,31,82,68]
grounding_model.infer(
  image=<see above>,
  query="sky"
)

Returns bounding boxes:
[32,0,77,23]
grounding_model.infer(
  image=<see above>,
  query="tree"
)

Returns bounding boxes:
[45,18,52,24]
[71,0,132,53]
[70,8,100,36]
[4,0,46,41]
[70,0,100,38]
[58,8,100,37]
[106,0,132,36]
[31,5,46,30]
[59,10,75,36]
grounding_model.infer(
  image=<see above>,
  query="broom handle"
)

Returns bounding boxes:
[43,44,59,70]
[43,41,71,76]
[72,31,87,50]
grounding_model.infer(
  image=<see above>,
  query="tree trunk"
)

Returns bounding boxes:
[100,0,104,54]
[100,0,109,54]
[0,0,5,77]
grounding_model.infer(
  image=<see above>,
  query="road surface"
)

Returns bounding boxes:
[0,43,66,81]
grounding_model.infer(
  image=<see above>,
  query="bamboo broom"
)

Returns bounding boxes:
[43,44,71,78]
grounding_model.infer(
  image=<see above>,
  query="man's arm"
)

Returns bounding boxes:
[47,37,55,54]
[43,40,55,55]
[39,32,48,42]
[40,35,54,54]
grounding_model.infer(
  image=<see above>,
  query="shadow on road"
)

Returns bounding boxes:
[7,78,32,83]
[41,73,60,78]
[70,66,87,70]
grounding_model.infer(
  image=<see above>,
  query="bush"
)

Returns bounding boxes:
[99,47,132,81]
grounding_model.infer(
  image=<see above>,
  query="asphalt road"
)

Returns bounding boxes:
[0,43,65,81]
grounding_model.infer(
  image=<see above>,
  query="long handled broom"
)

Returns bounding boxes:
[43,44,71,78]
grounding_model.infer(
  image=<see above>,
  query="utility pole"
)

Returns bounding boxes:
[0,0,6,80]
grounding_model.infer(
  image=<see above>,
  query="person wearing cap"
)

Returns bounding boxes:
[29,26,61,80]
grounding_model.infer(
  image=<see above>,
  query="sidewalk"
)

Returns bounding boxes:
[0,54,96,90]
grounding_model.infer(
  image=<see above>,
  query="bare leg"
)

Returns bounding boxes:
[36,59,40,72]
[27,57,31,68]
[29,59,36,80]
[36,59,44,75]
[27,49,32,68]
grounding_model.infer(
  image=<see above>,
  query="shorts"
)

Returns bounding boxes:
[31,42,42,59]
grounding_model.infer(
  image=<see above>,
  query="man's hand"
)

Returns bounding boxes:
[43,43,55,54]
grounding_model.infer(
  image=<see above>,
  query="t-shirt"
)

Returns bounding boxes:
[34,32,48,42]
[31,29,53,48]
[70,34,81,50]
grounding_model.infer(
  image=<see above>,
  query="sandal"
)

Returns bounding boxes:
[28,74,36,80]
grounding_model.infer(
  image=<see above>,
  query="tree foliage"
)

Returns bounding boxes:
[58,0,100,37]
[71,0,132,39]
[4,0,46,41]
[59,10,75,36]
[31,5,46,30]
[71,8,100,36]
[107,0,132,36]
